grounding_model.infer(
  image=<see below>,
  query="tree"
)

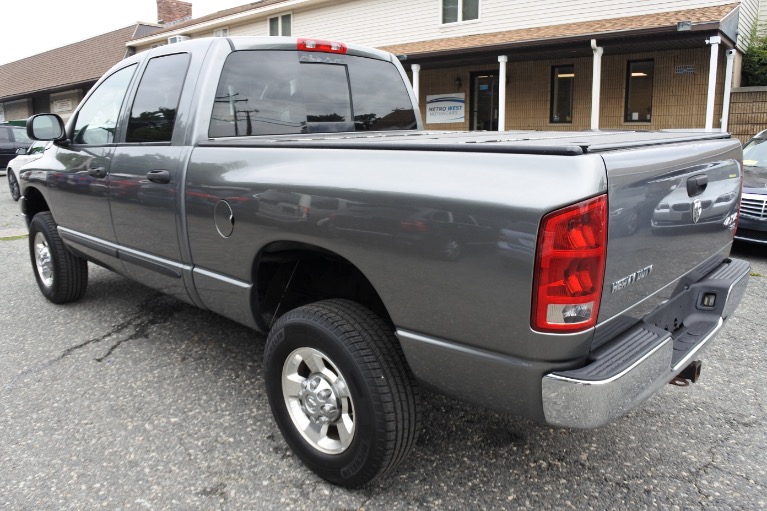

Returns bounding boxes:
[741,26,767,86]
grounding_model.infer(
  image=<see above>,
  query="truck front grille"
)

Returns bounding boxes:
[741,193,767,219]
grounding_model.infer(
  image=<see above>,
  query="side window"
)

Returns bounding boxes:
[269,14,291,36]
[442,0,479,24]
[29,141,47,155]
[12,127,31,143]
[126,53,190,143]
[73,65,136,145]
[0,128,10,142]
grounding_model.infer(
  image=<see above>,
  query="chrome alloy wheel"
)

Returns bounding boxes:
[282,347,355,454]
[33,232,54,288]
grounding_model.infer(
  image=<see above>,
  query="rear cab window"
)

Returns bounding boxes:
[209,50,417,137]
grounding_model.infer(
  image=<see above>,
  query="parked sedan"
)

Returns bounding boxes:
[6,140,47,201]
[736,130,767,245]
[0,123,33,171]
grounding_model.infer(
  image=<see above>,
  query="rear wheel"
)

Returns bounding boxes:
[264,299,421,487]
[28,212,88,304]
[8,169,20,201]
[439,239,461,261]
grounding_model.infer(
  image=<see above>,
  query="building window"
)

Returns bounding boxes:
[625,60,654,122]
[214,27,229,37]
[550,65,574,123]
[269,14,291,36]
[442,0,479,24]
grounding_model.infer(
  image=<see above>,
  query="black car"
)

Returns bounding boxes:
[0,124,33,170]
[736,130,767,245]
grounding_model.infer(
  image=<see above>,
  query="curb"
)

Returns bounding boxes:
[0,228,28,239]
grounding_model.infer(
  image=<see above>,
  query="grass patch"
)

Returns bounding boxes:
[0,235,27,241]
[750,272,763,278]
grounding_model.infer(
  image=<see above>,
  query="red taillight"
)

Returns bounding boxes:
[297,38,348,54]
[532,195,607,333]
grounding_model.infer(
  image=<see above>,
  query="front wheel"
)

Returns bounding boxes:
[264,299,421,487]
[28,212,88,304]
[8,169,20,201]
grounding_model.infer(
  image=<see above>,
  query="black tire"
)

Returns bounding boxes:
[264,299,421,487]
[28,212,88,304]
[8,169,20,201]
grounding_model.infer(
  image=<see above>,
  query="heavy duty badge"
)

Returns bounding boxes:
[611,265,654,293]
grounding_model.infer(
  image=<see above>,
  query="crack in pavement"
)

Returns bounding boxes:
[4,293,181,390]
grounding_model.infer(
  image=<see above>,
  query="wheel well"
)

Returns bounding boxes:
[255,241,390,328]
[22,186,50,221]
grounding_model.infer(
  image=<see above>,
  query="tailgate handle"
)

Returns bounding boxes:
[686,174,708,197]
[146,169,171,184]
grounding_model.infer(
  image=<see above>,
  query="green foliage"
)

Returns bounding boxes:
[742,26,767,86]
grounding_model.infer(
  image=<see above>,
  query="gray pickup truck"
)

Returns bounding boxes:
[19,36,749,487]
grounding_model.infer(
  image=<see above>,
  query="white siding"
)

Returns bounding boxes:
[738,0,759,48]
[759,0,767,34]
[294,0,745,48]
[133,0,750,54]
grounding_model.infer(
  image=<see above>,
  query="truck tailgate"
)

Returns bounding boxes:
[595,137,742,346]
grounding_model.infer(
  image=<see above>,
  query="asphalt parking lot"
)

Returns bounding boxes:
[1,183,766,510]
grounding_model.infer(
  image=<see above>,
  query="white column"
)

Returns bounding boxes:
[721,49,736,132]
[705,36,721,131]
[591,39,603,130]
[498,55,508,131]
[411,64,421,106]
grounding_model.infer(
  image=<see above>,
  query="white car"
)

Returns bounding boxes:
[6,140,47,201]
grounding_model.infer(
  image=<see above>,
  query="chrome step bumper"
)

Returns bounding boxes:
[542,258,750,429]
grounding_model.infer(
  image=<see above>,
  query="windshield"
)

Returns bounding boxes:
[742,137,767,167]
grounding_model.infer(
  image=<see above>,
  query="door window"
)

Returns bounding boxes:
[126,53,190,143]
[471,72,498,131]
[73,65,136,145]
[624,60,654,122]
[550,65,574,124]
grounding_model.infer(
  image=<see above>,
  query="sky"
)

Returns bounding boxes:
[0,0,251,65]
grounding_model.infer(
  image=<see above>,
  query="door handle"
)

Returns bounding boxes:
[87,166,107,178]
[146,169,171,184]
[686,174,708,197]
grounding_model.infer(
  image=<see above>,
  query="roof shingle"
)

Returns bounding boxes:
[380,4,738,56]
[0,24,159,101]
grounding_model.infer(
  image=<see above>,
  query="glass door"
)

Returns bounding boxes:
[470,72,498,131]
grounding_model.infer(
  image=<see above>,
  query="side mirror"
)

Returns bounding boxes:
[26,114,66,142]
[15,147,26,155]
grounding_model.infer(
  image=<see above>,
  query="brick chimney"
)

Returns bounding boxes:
[157,0,193,25]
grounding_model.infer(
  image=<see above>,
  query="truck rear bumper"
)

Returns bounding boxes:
[541,257,750,429]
